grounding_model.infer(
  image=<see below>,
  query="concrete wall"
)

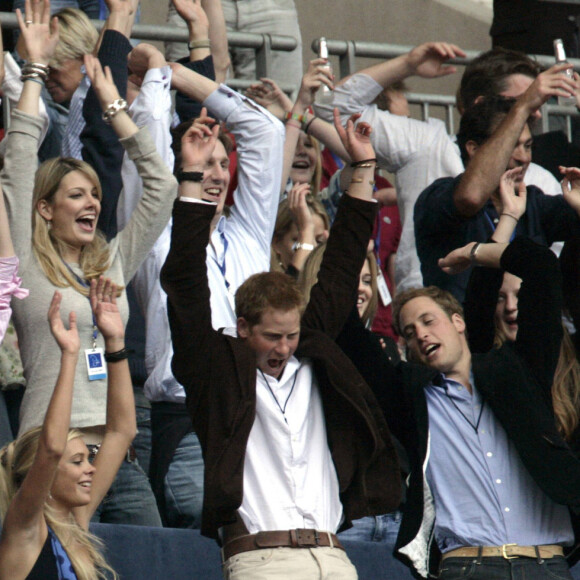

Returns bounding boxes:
[140,0,493,99]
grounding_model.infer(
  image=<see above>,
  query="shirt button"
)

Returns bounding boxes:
[496,479,502,484]
[504,507,510,512]
[457,385,463,390]
[486,452,493,457]
[480,429,486,434]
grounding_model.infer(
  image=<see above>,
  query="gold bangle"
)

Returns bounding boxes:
[350,178,375,186]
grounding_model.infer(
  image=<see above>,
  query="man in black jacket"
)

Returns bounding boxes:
[386,237,580,579]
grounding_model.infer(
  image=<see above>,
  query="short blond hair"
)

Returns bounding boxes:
[50,8,98,69]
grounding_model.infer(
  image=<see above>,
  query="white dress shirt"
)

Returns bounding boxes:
[239,358,343,533]
[119,82,284,403]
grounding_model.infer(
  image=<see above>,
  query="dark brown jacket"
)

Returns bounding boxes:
[161,194,401,540]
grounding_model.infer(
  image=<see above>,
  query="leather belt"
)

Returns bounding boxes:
[221,529,344,562]
[87,444,137,464]
[442,544,564,561]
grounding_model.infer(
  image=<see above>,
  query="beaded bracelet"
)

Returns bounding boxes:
[104,347,132,363]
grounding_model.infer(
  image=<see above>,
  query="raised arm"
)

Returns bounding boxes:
[74,278,135,528]
[462,168,527,352]
[160,119,221,395]
[168,61,284,251]
[81,0,135,238]
[342,41,465,89]
[117,43,173,231]
[1,0,57,258]
[96,0,139,49]
[302,112,377,336]
[454,64,578,218]
[85,53,178,281]
[492,167,528,243]
[0,292,78,578]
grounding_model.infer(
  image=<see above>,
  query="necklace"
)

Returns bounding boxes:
[259,367,299,425]
[443,384,485,434]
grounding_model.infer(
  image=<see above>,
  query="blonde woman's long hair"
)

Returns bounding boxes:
[494,318,580,441]
[32,158,111,295]
[298,244,378,327]
[551,326,580,441]
[0,428,117,580]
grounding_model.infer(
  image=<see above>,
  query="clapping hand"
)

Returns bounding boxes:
[48,291,80,356]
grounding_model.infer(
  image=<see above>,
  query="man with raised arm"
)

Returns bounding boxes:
[415,79,580,302]
[123,34,285,528]
[160,113,400,579]
[315,43,570,292]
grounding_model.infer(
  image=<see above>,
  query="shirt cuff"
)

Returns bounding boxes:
[0,257,29,301]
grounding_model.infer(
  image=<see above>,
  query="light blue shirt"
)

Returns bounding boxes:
[425,373,573,553]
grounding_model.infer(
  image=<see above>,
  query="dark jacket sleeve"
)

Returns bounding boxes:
[81,30,132,240]
[464,265,503,353]
[175,55,216,123]
[302,194,377,339]
[500,235,563,397]
[336,308,413,448]
[160,200,217,408]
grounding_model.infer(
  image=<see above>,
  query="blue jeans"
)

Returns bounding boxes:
[438,556,573,580]
[163,431,204,529]
[91,458,162,526]
[132,388,152,477]
[338,511,402,544]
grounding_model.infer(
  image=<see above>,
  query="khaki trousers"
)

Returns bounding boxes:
[222,546,358,580]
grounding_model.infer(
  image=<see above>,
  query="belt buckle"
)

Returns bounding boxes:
[293,529,319,548]
[502,543,518,560]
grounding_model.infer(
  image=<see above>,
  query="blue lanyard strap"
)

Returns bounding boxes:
[63,262,98,348]
[484,209,516,242]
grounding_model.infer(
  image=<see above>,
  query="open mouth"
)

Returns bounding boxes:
[76,215,96,232]
[79,481,91,489]
[423,344,439,358]
[204,188,222,201]
[292,160,310,169]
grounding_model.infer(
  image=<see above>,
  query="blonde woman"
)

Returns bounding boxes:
[3,0,175,524]
[0,279,134,579]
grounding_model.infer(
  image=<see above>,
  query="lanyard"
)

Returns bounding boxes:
[484,210,516,242]
[63,262,98,348]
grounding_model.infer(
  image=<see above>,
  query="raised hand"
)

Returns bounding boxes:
[16,0,59,65]
[520,63,579,115]
[560,165,580,214]
[498,167,527,220]
[295,58,334,111]
[406,42,465,79]
[246,78,293,119]
[288,183,315,240]
[90,277,124,343]
[333,109,375,163]
[171,0,209,31]
[84,53,122,111]
[181,107,220,170]
[127,43,167,81]
[47,291,80,355]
